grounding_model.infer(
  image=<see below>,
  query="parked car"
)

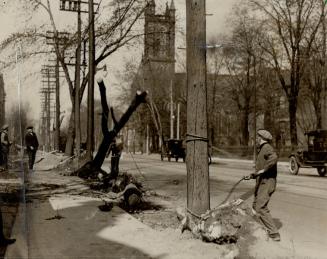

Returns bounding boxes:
[289,129,327,176]
[161,139,186,162]
[160,139,212,164]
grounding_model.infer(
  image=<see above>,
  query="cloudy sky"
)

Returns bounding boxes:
[0,0,237,125]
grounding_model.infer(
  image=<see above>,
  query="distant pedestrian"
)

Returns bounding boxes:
[0,124,11,171]
[108,137,124,180]
[25,126,39,170]
[244,129,280,241]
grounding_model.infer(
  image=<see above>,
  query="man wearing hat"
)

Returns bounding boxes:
[0,124,11,171]
[244,129,280,241]
[25,126,39,170]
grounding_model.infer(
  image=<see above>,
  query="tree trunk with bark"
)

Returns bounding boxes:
[288,97,298,148]
[240,107,250,146]
[64,101,75,156]
[76,79,147,177]
[314,101,322,129]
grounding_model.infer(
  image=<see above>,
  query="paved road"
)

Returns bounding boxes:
[5,153,327,259]
[118,153,327,259]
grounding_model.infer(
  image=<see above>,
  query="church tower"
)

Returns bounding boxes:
[143,0,175,89]
[142,0,176,139]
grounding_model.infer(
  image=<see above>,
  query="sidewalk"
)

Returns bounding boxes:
[4,156,310,259]
[5,170,238,259]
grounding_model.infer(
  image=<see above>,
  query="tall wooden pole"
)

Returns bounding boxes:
[186,0,210,215]
[253,82,257,162]
[170,80,174,139]
[75,0,81,159]
[47,69,51,152]
[177,102,180,139]
[55,56,60,151]
[87,0,95,160]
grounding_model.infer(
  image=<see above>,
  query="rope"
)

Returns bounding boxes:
[212,177,245,210]
[186,207,203,219]
[185,133,209,143]
[186,177,246,220]
[128,152,146,180]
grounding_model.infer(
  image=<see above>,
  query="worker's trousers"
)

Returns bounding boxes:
[27,150,37,170]
[253,177,279,235]
[0,148,9,170]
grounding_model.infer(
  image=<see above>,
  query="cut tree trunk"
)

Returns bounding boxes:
[76,79,147,177]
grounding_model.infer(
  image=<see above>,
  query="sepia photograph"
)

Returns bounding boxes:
[0,0,327,258]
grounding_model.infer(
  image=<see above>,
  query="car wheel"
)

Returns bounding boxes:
[289,156,299,175]
[317,167,327,177]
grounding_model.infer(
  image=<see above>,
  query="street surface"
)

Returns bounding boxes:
[3,153,327,259]
[118,153,327,258]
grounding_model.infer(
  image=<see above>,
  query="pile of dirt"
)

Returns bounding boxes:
[177,199,267,249]
[76,171,145,212]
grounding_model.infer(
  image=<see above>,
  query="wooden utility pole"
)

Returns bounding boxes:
[59,0,94,156]
[46,30,70,151]
[253,82,257,162]
[40,66,56,152]
[87,0,96,161]
[75,0,82,160]
[170,80,174,139]
[186,0,210,215]
[177,102,180,140]
[55,55,60,150]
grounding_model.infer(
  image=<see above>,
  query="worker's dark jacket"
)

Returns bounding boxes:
[25,132,39,151]
[255,142,278,179]
[0,130,9,150]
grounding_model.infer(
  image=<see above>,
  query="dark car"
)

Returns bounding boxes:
[161,139,186,162]
[161,139,212,164]
[289,129,327,176]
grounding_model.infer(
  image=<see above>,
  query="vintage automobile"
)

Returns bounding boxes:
[289,129,327,176]
[161,139,186,162]
[161,139,212,164]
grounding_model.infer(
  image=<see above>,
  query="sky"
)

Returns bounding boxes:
[0,0,238,126]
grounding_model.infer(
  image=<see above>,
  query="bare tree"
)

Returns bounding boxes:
[250,0,325,148]
[222,5,264,146]
[0,0,146,155]
[301,1,327,129]
[206,36,225,147]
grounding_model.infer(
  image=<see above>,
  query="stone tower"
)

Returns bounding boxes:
[143,0,175,93]
[142,0,176,138]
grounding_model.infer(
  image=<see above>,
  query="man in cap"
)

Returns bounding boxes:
[244,129,280,241]
[0,124,11,171]
[25,126,39,170]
